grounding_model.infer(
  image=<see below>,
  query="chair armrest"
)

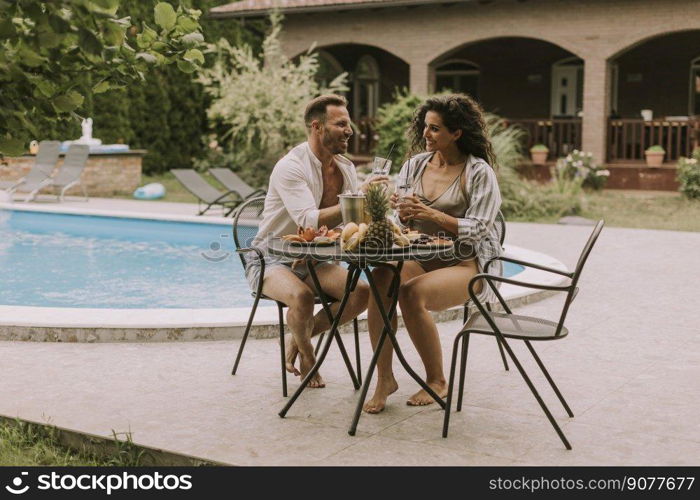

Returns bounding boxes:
[466,272,573,322]
[213,189,241,204]
[485,255,573,278]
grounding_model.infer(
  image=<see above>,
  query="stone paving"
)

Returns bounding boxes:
[1,198,699,465]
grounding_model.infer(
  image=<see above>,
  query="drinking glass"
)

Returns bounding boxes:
[372,156,392,176]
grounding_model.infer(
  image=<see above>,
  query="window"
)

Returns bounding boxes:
[551,57,584,117]
[316,50,345,91]
[435,60,480,99]
[691,57,700,116]
[353,55,380,119]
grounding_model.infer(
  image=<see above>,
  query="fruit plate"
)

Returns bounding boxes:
[281,238,338,247]
[411,239,454,249]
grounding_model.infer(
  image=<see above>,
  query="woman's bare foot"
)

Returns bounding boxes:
[363,376,399,414]
[299,350,325,388]
[406,380,448,406]
[284,336,300,376]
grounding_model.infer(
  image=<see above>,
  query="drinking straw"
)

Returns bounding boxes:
[381,143,396,173]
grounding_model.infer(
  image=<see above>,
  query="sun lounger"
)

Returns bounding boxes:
[0,140,61,195]
[171,169,241,216]
[209,168,265,201]
[24,144,90,202]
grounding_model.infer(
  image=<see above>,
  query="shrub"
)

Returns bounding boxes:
[374,88,424,164]
[556,149,609,190]
[677,148,700,200]
[197,12,348,188]
[645,145,665,153]
[529,144,549,152]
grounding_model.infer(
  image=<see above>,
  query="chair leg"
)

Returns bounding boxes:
[524,340,574,417]
[456,332,470,412]
[278,304,287,397]
[443,332,465,438]
[231,293,261,375]
[462,303,468,323]
[487,303,509,372]
[500,337,572,450]
[353,317,362,386]
[314,332,325,356]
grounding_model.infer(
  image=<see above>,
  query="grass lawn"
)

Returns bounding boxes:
[0,420,143,466]
[138,172,700,232]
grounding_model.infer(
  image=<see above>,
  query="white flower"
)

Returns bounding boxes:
[575,160,583,167]
[573,149,579,154]
[586,152,592,157]
[596,169,610,177]
[566,154,573,161]
[688,158,698,165]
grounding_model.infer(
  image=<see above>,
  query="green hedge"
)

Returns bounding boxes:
[32,1,263,175]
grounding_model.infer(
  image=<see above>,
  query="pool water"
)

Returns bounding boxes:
[0,210,523,309]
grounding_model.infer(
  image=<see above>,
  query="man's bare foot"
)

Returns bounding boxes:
[299,351,325,388]
[363,376,398,414]
[406,381,448,406]
[284,336,300,376]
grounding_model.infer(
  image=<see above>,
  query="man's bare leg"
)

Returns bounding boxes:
[285,263,370,376]
[260,266,325,388]
[399,261,481,405]
[363,261,425,413]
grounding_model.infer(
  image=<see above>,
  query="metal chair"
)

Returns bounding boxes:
[462,210,509,374]
[230,196,362,396]
[443,220,605,450]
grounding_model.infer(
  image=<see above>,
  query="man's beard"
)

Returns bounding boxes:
[322,132,346,154]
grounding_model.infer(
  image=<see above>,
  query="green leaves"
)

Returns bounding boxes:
[182,32,204,47]
[183,48,204,65]
[18,45,46,68]
[79,27,103,55]
[53,91,85,113]
[0,138,27,156]
[176,59,196,73]
[0,0,205,156]
[154,3,176,31]
[92,80,111,94]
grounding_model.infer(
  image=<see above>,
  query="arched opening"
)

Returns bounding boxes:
[430,37,583,158]
[434,59,480,99]
[608,30,700,162]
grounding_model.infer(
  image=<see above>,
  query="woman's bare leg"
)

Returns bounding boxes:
[363,261,425,413]
[399,260,482,405]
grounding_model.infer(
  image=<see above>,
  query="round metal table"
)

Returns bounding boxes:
[268,238,456,435]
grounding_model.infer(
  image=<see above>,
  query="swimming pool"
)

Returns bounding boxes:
[0,209,523,309]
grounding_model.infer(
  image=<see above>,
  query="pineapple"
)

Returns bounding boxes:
[363,183,394,249]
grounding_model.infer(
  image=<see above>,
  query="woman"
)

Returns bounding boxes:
[364,93,503,413]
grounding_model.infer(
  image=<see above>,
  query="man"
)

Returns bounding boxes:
[246,94,384,388]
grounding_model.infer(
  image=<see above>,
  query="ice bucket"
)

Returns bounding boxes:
[339,193,368,225]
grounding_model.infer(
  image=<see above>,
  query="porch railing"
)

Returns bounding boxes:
[607,118,700,162]
[505,118,582,160]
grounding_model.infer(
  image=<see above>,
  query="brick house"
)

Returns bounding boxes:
[210,0,700,189]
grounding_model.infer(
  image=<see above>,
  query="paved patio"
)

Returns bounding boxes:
[1,198,699,465]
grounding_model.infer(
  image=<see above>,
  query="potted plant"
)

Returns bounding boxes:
[644,145,665,167]
[529,144,549,165]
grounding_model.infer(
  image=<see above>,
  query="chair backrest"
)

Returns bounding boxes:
[51,144,89,186]
[231,196,266,269]
[210,168,256,199]
[555,220,605,335]
[32,141,61,179]
[171,169,225,203]
[494,210,506,247]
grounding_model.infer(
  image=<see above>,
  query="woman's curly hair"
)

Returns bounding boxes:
[409,93,496,167]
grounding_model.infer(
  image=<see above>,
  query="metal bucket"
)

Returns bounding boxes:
[339,193,368,225]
